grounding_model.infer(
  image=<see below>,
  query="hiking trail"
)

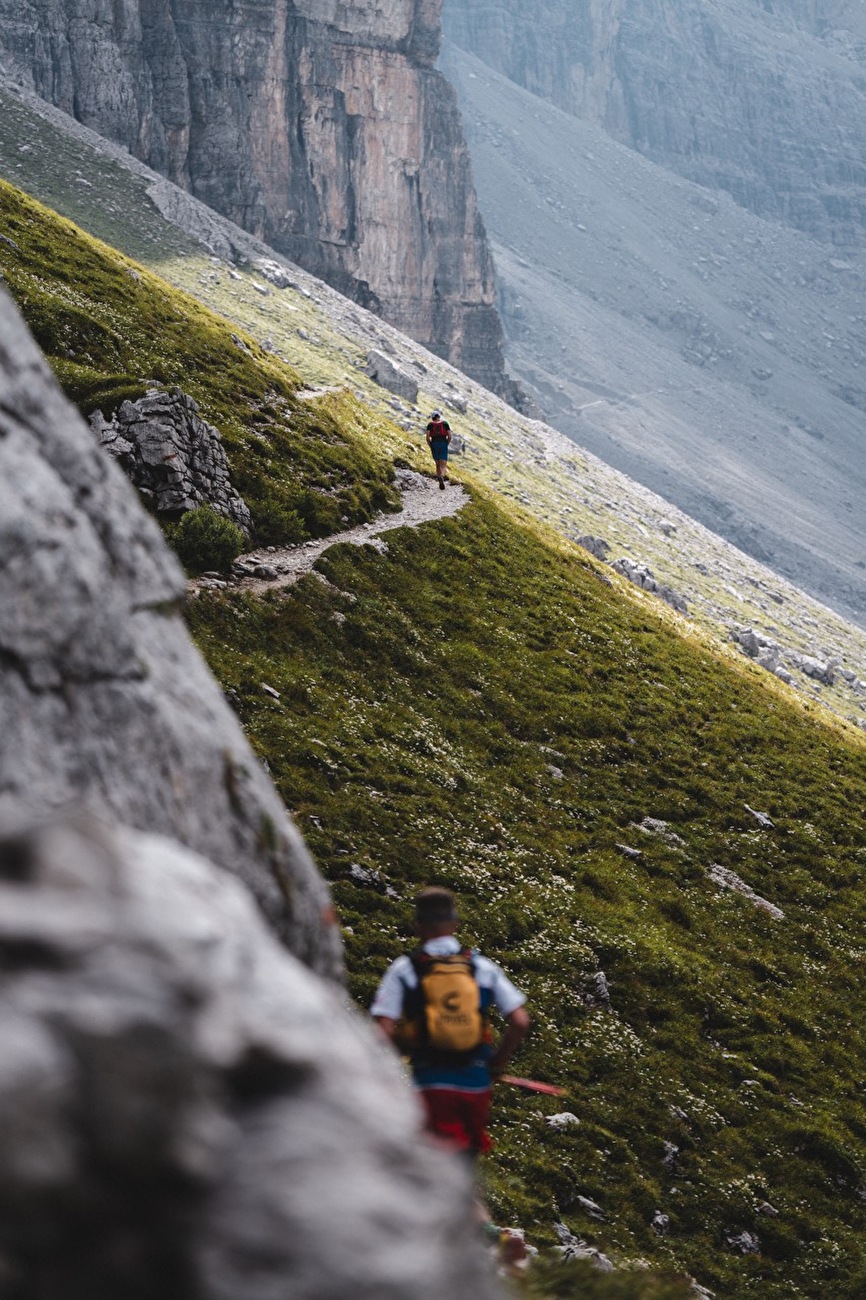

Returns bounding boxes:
[192,469,468,596]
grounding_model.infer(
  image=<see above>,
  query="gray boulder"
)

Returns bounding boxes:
[611,557,688,614]
[0,816,500,1300]
[576,535,611,561]
[365,350,420,404]
[789,652,838,686]
[731,627,783,674]
[90,387,253,534]
[0,286,338,979]
[252,256,300,290]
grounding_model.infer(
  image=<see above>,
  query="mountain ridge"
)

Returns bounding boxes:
[441,0,866,247]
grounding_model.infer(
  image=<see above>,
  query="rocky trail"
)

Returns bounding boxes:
[192,469,469,596]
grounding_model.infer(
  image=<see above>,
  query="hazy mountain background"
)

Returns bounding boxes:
[440,0,866,627]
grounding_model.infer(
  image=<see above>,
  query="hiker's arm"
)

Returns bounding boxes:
[489,1005,531,1074]
[374,1015,399,1045]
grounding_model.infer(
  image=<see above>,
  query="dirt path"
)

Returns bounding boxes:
[192,469,468,596]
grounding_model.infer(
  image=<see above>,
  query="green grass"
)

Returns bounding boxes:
[0,179,400,545]
[187,495,866,1298]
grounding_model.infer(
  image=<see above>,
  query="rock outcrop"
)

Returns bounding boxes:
[0,815,500,1300]
[0,285,339,979]
[365,349,420,404]
[0,0,516,397]
[90,388,252,534]
[610,557,688,615]
[443,0,866,247]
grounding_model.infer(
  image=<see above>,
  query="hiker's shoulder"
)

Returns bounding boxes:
[469,949,506,981]
[372,953,417,1003]
[385,952,415,977]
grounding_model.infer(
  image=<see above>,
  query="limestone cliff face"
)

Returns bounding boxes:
[442,0,866,247]
[0,0,513,393]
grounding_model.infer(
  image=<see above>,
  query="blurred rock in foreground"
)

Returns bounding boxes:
[0,816,499,1300]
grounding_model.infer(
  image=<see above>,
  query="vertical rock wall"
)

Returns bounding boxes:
[0,0,515,395]
[442,0,866,248]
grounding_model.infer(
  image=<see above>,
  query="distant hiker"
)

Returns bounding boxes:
[426,411,452,489]
[371,886,530,1158]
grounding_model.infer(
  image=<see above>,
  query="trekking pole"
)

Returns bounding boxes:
[499,1075,567,1096]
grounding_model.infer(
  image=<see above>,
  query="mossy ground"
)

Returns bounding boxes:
[187,492,866,1298]
[5,169,866,1297]
[0,179,400,546]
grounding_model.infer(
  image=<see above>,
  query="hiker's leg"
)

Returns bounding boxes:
[461,1088,493,1156]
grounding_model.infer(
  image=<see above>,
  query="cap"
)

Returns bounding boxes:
[430,410,441,420]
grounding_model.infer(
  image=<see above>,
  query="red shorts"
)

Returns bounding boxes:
[418,1087,493,1155]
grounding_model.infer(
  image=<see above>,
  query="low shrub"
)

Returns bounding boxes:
[165,505,245,575]
[252,495,307,547]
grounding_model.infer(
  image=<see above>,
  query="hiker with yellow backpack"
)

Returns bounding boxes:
[371,887,530,1156]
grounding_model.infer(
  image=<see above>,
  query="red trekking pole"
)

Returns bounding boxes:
[499,1075,567,1096]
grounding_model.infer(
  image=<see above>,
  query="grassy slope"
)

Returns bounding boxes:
[0,179,400,543]
[189,497,866,1298]
[4,177,866,1297]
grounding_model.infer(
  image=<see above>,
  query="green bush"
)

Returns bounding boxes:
[165,505,245,575]
[293,487,343,537]
[252,494,307,547]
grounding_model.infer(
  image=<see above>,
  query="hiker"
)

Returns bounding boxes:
[425,411,452,489]
[371,886,530,1158]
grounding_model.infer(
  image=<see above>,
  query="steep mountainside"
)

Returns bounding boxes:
[0,0,517,398]
[442,0,866,247]
[7,115,866,1300]
[439,43,866,627]
[5,78,866,737]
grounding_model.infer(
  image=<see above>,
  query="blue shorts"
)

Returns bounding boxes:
[430,441,449,462]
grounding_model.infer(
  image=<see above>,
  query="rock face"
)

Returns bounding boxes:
[0,285,339,980]
[0,0,516,398]
[443,0,866,247]
[365,349,420,404]
[90,388,253,534]
[0,816,500,1300]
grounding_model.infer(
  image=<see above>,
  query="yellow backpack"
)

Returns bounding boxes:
[399,948,487,1058]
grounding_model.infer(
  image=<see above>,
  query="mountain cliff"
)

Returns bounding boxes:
[442,0,866,248]
[0,0,517,398]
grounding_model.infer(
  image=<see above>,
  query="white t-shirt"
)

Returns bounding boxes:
[370,934,526,1020]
